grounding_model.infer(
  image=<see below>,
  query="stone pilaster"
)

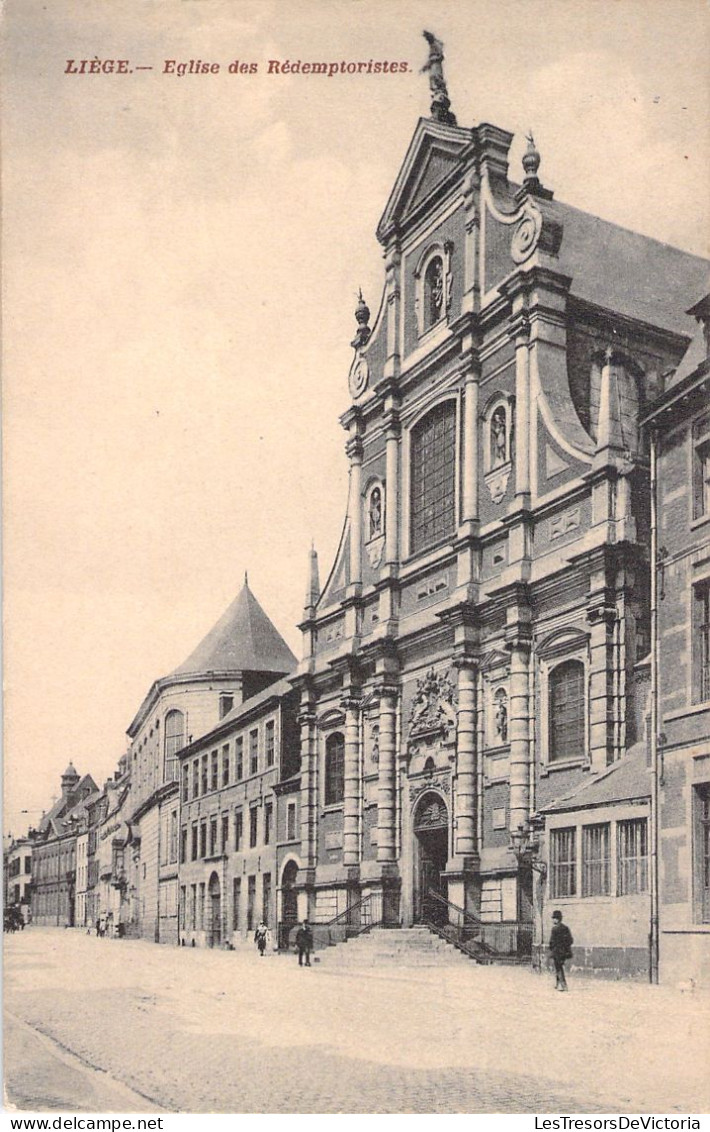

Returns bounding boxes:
[342,694,361,868]
[384,412,400,568]
[511,310,531,501]
[507,631,532,834]
[376,686,398,864]
[461,367,480,527]
[346,432,364,589]
[587,594,615,773]
[383,244,401,382]
[454,659,478,856]
[297,686,318,875]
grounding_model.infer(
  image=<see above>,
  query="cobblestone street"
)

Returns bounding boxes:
[4,929,709,1114]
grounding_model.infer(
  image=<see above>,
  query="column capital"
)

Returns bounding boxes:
[452,652,479,673]
[508,310,531,345]
[383,409,401,437]
[340,694,362,714]
[372,681,399,702]
[504,625,533,653]
[345,435,364,462]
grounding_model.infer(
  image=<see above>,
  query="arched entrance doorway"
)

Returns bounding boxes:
[279,860,298,950]
[208,872,221,948]
[413,792,449,924]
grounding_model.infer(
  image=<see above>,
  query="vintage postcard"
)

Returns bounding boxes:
[3,0,709,1118]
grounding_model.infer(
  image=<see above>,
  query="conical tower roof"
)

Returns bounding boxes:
[170,581,296,678]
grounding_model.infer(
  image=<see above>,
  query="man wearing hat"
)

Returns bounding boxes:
[549,910,573,991]
[295,920,313,967]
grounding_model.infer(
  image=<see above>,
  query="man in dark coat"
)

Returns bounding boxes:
[295,920,313,967]
[549,910,573,991]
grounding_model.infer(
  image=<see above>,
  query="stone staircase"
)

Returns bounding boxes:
[316,925,481,968]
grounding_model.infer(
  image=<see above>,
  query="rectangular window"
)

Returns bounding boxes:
[219,693,234,720]
[169,811,178,864]
[617,818,648,895]
[550,827,577,898]
[693,431,710,519]
[199,882,205,929]
[264,802,273,845]
[222,745,230,787]
[199,820,207,859]
[234,809,243,851]
[696,785,710,923]
[192,759,200,798]
[233,877,241,930]
[209,816,218,857]
[201,754,208,795]
[190,884,196,930]
[181,764,189,803]
[179,886,186,931]
[249,729,259,776]
[287,802,297,842]
[180,827,188,865]
[265,720,275,768]
[582,823,610,896]
[191,823,198,861]
[262,873,272,927]
[235,737,244,781]
[693,584,710,704]
[210,751,218,792]
[249,805,258,848]
[247,875,256,932]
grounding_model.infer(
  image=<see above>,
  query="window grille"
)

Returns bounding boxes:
[550,827,576,898]
[582,823,610,896]
[410,402,456,554]
[325,733,345,806]
[549,659,585,762]
[617,818,648,895]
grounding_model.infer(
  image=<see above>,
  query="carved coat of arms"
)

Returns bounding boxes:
[406,667,457,757]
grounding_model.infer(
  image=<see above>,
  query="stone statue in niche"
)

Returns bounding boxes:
[425,257,444,326]
[491,406,507,468]
[369,487,382,539]
[494,689,508,743]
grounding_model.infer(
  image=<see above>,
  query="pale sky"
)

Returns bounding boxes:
[3,0,708,836]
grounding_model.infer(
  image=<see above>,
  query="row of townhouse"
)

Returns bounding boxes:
[15,79,709,985]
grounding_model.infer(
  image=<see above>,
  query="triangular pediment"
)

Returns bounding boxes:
[377,117,473,242]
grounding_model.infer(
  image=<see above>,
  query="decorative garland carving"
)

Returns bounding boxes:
[409,775,451,805]
[406,667,457,758]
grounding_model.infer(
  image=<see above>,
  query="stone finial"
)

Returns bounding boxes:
[523,131,541,179]
[422,30,457,127]
[304,542,320,613]
[515,129,553,202]
[351,289,371,349]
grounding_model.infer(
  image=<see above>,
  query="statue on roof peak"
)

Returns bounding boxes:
[421,30,457,127]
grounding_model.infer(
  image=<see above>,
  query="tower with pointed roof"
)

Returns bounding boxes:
[288,33,708,979]
[126,578,296,941]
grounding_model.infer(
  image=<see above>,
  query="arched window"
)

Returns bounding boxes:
[549,660,585,763]
[410,401,457,554]
[164,709,185,783]
[324,732,345,806]
[424,256,445,329]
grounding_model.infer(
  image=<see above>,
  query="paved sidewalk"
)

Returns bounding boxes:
[4,929,709,1114]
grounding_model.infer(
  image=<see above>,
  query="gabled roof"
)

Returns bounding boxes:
[549,199,709,337]
[377,117,473,242]
[541,743,650,814]
[170,581,296,678]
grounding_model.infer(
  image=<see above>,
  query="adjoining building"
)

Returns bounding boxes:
[5,836,34,923]
[127,578,296,943]
[642,294,710,987]
[178,677,300,948]
[30,763,98,927]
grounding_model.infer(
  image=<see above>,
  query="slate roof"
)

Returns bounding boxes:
[169,581,296,678]
[37,773,99,837]
[540,743,650,814]
[548,199,709,337]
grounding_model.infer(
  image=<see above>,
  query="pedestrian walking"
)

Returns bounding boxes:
[295,920,313,967]
[254,919,270,957]
[549,910,573,991]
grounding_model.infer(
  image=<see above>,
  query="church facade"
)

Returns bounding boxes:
[288,73,708,976]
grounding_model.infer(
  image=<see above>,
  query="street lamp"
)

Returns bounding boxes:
[510,820,547,876]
